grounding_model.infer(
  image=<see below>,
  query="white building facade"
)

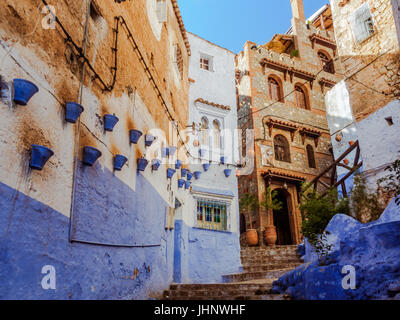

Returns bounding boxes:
[172,32,242,284]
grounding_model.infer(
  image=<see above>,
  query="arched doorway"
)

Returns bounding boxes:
[272,189,293,245]
[240,213,246,234]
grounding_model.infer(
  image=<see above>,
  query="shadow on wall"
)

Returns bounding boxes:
[71,161,167,246]
[0,75,11,104]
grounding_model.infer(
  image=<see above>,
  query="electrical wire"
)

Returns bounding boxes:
[237,49,394,128]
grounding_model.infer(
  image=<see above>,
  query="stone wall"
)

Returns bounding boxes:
[0,0,191,299]
[330,0,400,121]
[326,0,400,205]
[236,8,340,235]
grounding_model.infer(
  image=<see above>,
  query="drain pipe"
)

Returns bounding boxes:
[68,0,91,242]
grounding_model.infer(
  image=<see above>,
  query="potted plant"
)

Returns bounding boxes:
[30,144,54,170]
[114,154,128,171]
[239,193,259,246]
[260,187,283,246]
[65,102,84,123]
[82,146,102,166]
[223,169,232,177]
[137,157,149,172]
[13,79,39,106]
[145,134,156,147]
[129,129,143,144]
[194,171,202,180]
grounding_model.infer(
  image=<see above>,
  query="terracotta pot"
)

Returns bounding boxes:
[264,225,277,246]
[246,229,259,246]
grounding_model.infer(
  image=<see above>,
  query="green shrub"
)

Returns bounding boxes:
[378,159,400,206]
[260,187,283,212]
[300,187,349,264]
[239,193,258,230]
[351,173,384,222]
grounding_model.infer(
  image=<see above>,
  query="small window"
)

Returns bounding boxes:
[268,77,283,102]
[274,134,291,163]
[200,57,209,70]
[306,145,316,169]
[200,116,209,146]
[318,51,335,74]
[196,199,228,231]
[351,3,375,44]
[213,119,221,149]
[295,85,308,109]
[200,53,213,71]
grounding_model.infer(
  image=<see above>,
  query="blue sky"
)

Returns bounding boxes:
[178,0,329,53]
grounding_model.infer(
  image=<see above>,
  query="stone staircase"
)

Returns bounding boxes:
[162,245,303,300]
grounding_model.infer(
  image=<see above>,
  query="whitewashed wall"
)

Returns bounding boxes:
[325,80,359,176]
[326,80,400,188]
[185,32,239,233]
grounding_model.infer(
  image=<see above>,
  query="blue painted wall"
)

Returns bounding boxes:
[0,164,174,299]
[174,219,241,284]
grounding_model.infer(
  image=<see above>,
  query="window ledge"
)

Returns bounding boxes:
[192,227,233,234]
[355,31,377,47]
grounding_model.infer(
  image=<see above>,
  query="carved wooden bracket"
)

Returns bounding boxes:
[299,127,322,148]
[319,78,337,93]
[265,118,298,141]
[309,33,337,56]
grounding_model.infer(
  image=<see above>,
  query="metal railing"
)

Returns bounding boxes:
[196,198,228,232]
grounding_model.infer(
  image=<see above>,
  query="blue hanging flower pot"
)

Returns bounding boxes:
[145,134,156,147]
[185,181,191,190]
[65,102,84,123]
[178,179,185,188]
[220,156,226,164]
[114,154,128,171]
[199,148,206,157]
[13,79,39,106]
[152,159,161,171]
[224,169,232,177]
[137,158,149,172]
[176,160,183,170]
[161,147,169,158]
[169,146,177,157]
[194,171,202,180]
[83,146,102,166]
[187,172,193,181]
[129,130,143,144]
[104,114,119,132]
[203,163,210,171]
[167,168,176,179]
[30,144,54,170]
[181,168,189,177]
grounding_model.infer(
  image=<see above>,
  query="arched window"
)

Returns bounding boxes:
[268,77,283,102]
[213,119,221,149]
[295,85,308,109]
[274,135,291,163]
[200,117,209,146]
[306,145,316,168]
[318,51,335,74]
